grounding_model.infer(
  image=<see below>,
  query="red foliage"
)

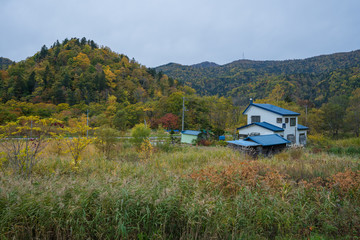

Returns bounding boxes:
[198,139,212,146]
[157,113,179,130]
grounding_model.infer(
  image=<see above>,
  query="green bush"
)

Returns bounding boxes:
[328,147,343,155]
[131,124,151,149]
[345,146,360,155]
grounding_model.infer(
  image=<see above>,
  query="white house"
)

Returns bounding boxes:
[237,100,308,146]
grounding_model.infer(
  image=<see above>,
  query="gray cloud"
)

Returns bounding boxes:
[1,0,360,67]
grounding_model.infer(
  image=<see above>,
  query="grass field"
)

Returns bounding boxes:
[0,140,360,239]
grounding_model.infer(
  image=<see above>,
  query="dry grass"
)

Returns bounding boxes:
[0,143,360,239]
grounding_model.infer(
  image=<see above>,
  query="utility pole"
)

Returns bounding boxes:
[30,120,33,138]
[86,109,89,138]
[182,97,185,132]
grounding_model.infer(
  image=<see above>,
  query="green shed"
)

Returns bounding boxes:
[181,130,201,144]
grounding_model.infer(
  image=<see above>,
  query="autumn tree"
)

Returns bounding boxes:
[72,52,91,70]
[321,95,348,136]
[105,95,118,127]
[158,113,179,130]
[113,109,129,131]
[345,88,360,137]
[0,116,62,176]
[62,117,93,167]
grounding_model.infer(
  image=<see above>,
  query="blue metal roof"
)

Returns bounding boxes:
[245,134,291,146]
[297,124,309,130]
[227,140,260,147]
[181,130,202,136]
[237,122,284,132]
[243,103,300,116]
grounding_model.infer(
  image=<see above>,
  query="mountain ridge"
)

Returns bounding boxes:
[157,49,360,71]
[0,38,179,105]
[155,49,360,106]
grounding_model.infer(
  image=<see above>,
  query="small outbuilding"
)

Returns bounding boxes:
[181,130,202,144]
[227,134,290,156]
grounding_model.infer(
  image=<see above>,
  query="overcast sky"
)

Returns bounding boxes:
[1,0,360,67]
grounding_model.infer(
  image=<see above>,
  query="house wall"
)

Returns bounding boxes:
[246,106,280,125]
[281,116,298,144]
[245,105,300,145]
[181,134,198,144]
[260,144,287,156]
[238,125,277,137]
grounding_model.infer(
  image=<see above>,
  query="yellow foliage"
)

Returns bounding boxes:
[0,116,63,176]
[72,52,90,70]
[139,138,153,162]
[307,133,329,147]
[0,152,7,169]
[56,103,70,112]
[103,65,117,88]
[62,118,94,167]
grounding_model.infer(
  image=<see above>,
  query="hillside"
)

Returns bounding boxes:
[0,57,14,70]
[156,50,360,106]
[0,38,178,105]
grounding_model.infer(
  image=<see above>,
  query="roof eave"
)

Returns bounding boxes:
[242,103,253,115]
[255,104,300,116]
[237,122,284,132]
[245,103,300,116]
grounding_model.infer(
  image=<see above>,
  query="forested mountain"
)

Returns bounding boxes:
[0,38,178,105]
[0,38,359,136]
[0,57,14,70]
[156,50,360,106]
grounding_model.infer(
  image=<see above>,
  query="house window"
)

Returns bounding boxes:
[287,134,296,144]
[239,134,248,139]
[277,118,282,123]
[251,116,260,123]
[249,132,260,136]
[285,118,289,123]
[290,118,296,126]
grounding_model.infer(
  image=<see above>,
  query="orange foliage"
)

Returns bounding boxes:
[300,169,360,197]
[327,169,360,194]
[189,162,287,194]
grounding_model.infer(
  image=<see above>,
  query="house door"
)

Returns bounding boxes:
[299,133,306,145]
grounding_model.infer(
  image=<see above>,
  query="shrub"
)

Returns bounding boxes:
[328,147,343,155]
[345,146,360,155]
[94,126,119,160]
[307,134,330,148]
[139,138,153,162]
[62,119,93,167]
[131,124,151,149]
[216,140,228,147]
[197,139,212,146]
